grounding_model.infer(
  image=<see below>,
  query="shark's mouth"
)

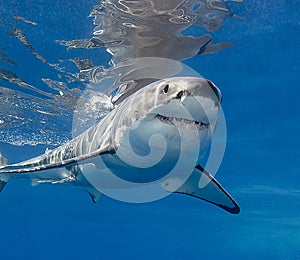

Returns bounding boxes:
[154,114,209,129]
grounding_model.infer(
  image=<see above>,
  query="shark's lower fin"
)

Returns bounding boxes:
[0,152,10,193]
[162,165,240,214]
[83,186,103,203]
[0,180,7,193]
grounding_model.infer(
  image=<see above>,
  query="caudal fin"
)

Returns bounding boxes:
[0,152,9,193]
[0,180,7,193]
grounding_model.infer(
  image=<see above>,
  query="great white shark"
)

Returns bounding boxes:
[0,77,240,214]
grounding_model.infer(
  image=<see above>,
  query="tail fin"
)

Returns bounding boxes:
[0,180,6,193]
[0,152,9,193]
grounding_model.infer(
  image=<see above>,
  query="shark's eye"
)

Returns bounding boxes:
[163,84,169,94]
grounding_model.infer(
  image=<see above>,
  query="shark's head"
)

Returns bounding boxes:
[148,77,222,129]
[110,77,222,182]
[113,76,221,141]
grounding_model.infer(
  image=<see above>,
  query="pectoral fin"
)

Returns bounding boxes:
[162,165,240,214]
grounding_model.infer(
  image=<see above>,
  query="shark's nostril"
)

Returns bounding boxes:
[176,90,184,99]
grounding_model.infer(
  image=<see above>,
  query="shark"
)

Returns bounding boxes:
[0,77,240,214]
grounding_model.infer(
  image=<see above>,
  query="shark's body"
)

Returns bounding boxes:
[0,77,239,214]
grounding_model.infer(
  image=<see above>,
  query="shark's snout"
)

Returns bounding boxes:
[206,80,222,103]
[179,78,222,104]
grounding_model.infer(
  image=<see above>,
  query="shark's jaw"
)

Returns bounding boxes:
[154,114,209,130]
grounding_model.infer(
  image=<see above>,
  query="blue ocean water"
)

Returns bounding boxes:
[0,1,299,259]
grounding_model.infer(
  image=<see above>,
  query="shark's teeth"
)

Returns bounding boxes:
[154,114,209,129]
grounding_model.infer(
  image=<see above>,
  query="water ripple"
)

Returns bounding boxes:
[0,0,242,145]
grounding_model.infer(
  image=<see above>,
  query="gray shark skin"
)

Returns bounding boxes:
[0,77,239,214]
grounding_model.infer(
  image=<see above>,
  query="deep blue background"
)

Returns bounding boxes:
[0,1,299,259]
